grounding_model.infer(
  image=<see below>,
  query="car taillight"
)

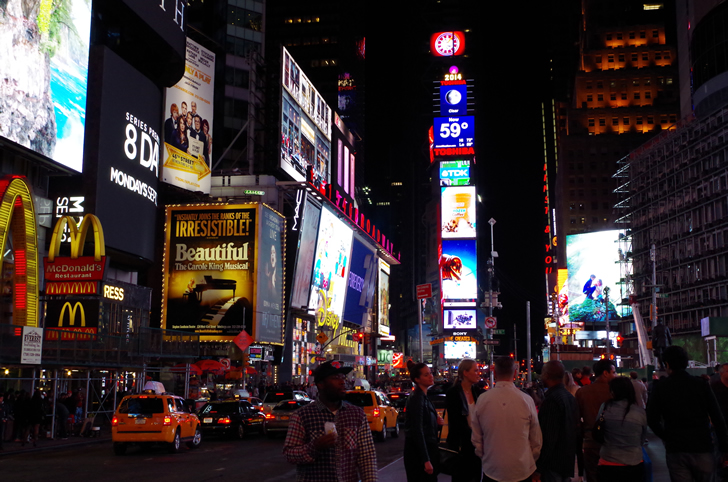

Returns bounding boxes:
[265,413,275,420]
[111,416,118,427]
[373,408,380,418]
[163,416,172,426]
[218,417,231,424]
[403,407,406,413]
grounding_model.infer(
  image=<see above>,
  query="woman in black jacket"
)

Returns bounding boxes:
[404,360,444,481]
[445,358,484,482]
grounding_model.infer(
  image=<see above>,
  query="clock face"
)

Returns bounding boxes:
[435,32,460,56]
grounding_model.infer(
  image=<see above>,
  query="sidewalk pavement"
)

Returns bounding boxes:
[0,430,110,457]
[378,429,669,482]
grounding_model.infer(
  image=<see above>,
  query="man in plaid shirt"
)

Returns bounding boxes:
[284,361,378,482]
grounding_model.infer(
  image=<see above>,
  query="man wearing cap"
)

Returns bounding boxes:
[284,360,378,482]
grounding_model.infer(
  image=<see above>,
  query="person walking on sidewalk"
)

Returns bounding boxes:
[575,359,616,482]
[471,356,542,482]
[648,345,728,482]
[446,358,484,482]
[404,360,443,481]
[0,393,7,450]
[283,361,377,482]
[535,361,579,482]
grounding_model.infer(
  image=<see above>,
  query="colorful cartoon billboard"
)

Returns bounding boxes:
[440,239,477,301]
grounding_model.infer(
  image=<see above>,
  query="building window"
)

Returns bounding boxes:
[608,54,615,63]
[578,189,584,196]
[661,116,668,124]
[664,51,671,59]
[606,33,613,40]
[598,94,604,101]
[592,217,599,224]
[570,202,576,211]
[621,93,628,100]
[597,81,604,89]
[599,118,606,126]
[602,202,610,209]
[591,201,599,210]
[588,118,595,127]
[571,218,577,225]
[618,53,625,62]
[623,117,630,125]
[586,82,592,89]
[642,53,649,61]
[612,117,619,126]
[631,53,638,61]
[647,116,654,124]
[630,32,636,39]
[596,55,602,63]
[645,91,652,99]
[617,33,623,40]
[633,79,640,86]
[610,93,617,101]
[634,92,641,100]
[640,31,646,38]
[666,77,673,85]
[655,52,662,60]
[644,78,651,86]
[579,203,585,210]
[653,30,659,38]
[669,114,677,123]
[636,117,643,125]
[580,217,586,224]
[610,80,617,88]
[587,94,593,102]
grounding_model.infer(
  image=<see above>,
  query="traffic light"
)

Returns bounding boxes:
[354,332,364,342]
[242,353,250,368]
[510,353,514,358]
[616,335,623,347]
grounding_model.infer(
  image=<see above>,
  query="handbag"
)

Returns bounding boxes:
[592,404,606,444]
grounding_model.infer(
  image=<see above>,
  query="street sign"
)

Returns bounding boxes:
[482,339,500,345]
[493,329,505,335]
[316,332,329,344]
[484,316,497,329]
[416,283,433,299]
[234,330,253,352]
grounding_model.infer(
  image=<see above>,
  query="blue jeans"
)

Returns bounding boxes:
[666,452,715,482]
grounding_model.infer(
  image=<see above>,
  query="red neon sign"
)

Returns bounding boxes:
[431,31,465,57]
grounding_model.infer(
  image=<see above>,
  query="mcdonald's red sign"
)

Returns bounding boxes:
[44,214,106,282]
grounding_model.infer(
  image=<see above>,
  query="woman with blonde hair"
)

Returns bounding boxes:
[445,358,484,482]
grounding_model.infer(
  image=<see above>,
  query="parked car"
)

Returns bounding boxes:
[386,392,409,426]
[344,390,399,441]
[111,392,202,455]
[198,400,266,439]
[261,390,310,414]
[264,399,309,436]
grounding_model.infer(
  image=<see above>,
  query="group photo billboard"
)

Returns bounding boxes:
[163,204,259,341]
[280,47,331,184]
[162,38,215,194]
[441,186,476,238]
[440,239,477,301]
[343,238,377,327]
[309,206,353,331]
[255,205,285,344]
[565,230,628,324]
[443,308,477,330]
[0,0,91,172]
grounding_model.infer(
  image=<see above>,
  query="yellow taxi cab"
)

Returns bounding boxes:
[111,391,202,455]
[344,390,399,441]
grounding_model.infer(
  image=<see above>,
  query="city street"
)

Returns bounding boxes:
[0,431,406,481]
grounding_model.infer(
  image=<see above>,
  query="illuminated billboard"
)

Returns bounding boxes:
[378,260,390,336]
[430,31,466,57]
[441,186,476,238]
[444,341,476,359]
[566,230,628,323]
[440,84,467,116]
[343,238,378,327]
[290,195,321,310]
[0,0,91,172]
[440,239,477,301]
[280,47,331,184]
[309,206,354,331]
[255,205,286,344]
[162,38,215,194]
[439,160,471,186]
[443,309,477,330]
[433,116,474,150]
[163,204,284,343]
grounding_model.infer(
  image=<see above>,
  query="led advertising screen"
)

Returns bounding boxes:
[290,195,321,310]
[162,204,262,341]
[0,0,91,172]
[162,38,215,193]
[441,186,476,238]
[430,31,466,57]
[566,230,628,323]
[378,260,391,336]
[441,239,477,301]
[280,47,331,184]
[440,84,467,116]
[255,205,286,344]
[439,160,471,186]
[309,206,354,331]
[433,116,474,150]
[444,341,476,359]
[443,309,477,330]
[90,47,160,261]
[343,238,378,327]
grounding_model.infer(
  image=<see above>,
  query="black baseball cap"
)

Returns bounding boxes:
[314,361,353,383]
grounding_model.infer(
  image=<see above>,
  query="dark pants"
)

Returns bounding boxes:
[597,463,644,482]
[666,452,715,482]
[0,420,5,448]
[404,439,439,482]
[583,438,602,482]
[482,473,530,482]
[452,452,481,482]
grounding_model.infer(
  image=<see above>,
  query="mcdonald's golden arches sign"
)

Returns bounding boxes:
[44,214,106,290]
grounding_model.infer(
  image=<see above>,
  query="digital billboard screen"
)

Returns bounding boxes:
[343,238,377,327]
[566,230,628,324]
[290,195,321,310]
[433,116,474,150]
[163,204,262,341]
[90,47,160,261]
[255,205,285,344]
[0,0,91,172]
[162,38,215,193]
[443,309,477,330]
[441,239,477,301]
[442,186,476,238]
[444,341,476,359]
[440,84,467,116]
[439,160,471,186]
[309,207,353,331]
[378,260,390,336]
[280,47,331,184]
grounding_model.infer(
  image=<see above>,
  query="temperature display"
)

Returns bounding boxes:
[433,116,475,149]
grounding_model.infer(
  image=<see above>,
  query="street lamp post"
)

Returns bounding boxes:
[488,218,497,387]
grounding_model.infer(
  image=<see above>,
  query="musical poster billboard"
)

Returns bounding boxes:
[290,197,321,310]
[162,38,215,193]
[441,186,476,238]
[0,0,91,172]
[163,204,262,341]
[309,206,353,332]
[378,260,390,336]
[440,239,477,301]
[255,205,285,344]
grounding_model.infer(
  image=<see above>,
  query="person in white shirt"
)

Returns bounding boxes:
[471,356,542,482]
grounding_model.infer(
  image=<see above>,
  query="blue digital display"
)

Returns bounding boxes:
[440,85,467,116]
[433,116,475,149]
